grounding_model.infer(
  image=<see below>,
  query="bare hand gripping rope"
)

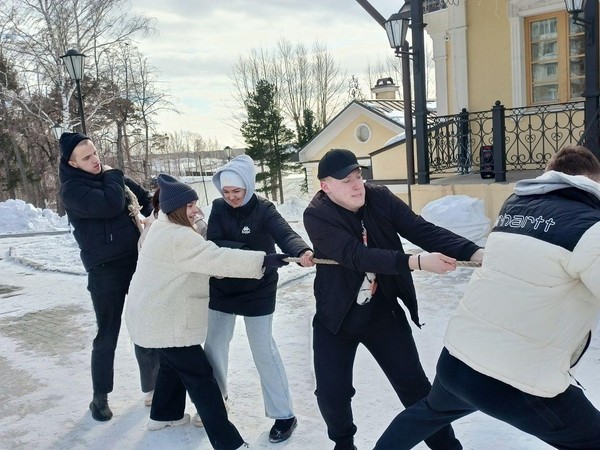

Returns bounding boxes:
[283,257,482,268]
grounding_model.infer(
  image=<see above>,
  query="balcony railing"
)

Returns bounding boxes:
[427,100,585,179]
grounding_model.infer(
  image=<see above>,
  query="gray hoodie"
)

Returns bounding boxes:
[212,155,256,206]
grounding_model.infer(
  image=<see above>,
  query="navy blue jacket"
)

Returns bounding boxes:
[207,194,311,316]
[59,160,152,272]
[303,184,481,334]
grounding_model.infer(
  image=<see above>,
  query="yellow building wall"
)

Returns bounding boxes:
[305,114,401,193]
[466,0,513,111]
[372,143,409,180]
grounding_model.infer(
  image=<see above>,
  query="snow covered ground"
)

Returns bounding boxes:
[0,196,598,450]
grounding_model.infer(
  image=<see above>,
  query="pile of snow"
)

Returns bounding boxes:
[276,196,309,222]
[0,199,69,234]
[421,195,490,246]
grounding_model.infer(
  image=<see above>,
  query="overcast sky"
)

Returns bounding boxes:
[129,0,403,148]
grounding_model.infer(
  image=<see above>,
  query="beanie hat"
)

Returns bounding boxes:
[60,132,90,161]
[318,148,366,179]
[157,174,199,214]
[219,170,246,189]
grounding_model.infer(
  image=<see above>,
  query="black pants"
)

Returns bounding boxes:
[153,346,244,450]
[135,345,159,393]
[313,311,461,450]
[87,256,158,395]
[375,348,600,450]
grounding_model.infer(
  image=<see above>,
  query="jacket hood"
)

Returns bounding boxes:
[212,154,256,206]
[514,170,600,201]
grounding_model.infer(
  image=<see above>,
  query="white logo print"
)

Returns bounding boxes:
[242,226,251,235]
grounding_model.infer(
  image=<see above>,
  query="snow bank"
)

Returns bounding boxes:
[421,195,490,246]
[0,199,69,234]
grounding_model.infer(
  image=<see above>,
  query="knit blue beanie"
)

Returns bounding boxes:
[157,174,199,214]
[60,132,90,161]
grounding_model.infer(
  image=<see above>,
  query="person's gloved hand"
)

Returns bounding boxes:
[263,253,290,268]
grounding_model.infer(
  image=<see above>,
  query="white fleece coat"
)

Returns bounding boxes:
[125,212,265,348]
[445,171,600,397]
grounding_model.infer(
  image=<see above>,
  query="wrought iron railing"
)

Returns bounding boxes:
[424,0,448,14]
[427,100,585,177]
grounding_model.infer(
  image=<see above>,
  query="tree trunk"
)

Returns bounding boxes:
[11,137,33,203]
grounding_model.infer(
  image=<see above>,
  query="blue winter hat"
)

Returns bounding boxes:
[59,132,90,161]
[157,174,198,214]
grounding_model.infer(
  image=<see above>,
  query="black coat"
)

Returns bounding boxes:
[59,160,152,271]
[207,195,311,316]
[303,184,481,334]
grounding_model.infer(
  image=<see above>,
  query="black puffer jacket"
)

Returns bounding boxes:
[59,160,152,271]
[207,194,311,316]
[303,184,481,334]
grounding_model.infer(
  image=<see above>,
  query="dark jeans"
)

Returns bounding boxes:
[135,345,159,393]
[153,346,244,450]
[313,311,461,450]
[87,256,137,394]
[375,348,600,450]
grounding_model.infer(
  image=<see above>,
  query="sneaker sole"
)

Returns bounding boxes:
[147,413,190,431]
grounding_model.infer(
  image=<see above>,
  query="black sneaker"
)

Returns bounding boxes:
[333,445,357,450]
[89,393,113,421]
[269,416,297,443]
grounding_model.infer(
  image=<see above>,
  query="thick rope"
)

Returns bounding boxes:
[284,256,481,268]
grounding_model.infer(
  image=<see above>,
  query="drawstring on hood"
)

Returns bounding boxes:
[212,155,256,206]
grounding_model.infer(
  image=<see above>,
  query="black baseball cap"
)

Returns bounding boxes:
[317,148,366,180]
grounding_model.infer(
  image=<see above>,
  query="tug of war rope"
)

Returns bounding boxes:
[284,256,482,268]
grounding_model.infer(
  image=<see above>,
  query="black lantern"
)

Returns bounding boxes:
[51,123,66,140]
[384,2,411,54]
[60,48,87,135]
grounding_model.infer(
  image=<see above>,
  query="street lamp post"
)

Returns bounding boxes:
[384,3,414,209]
[357,0,430,185]
[60,48,87,135]
[565,0,600,158]
[410,0,430,184]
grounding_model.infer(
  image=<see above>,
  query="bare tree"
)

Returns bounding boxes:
[277,38,312,134]
[312,41,346,129]
[0,0,153,131]
[230,39,347,138]
[126,47,175,184]
[0,0,154,202]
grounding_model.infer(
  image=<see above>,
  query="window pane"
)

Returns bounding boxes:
[532,62,558,83]
[533,84,559,102]
[530,18,559,103]
[570,77,585,98]
[570,57,585,77]
[531,19,557,41]
[569,35,585,55]
[532,41,558,61]
[569,16,585,100]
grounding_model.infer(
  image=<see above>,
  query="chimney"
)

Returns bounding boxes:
[370,77,398,100]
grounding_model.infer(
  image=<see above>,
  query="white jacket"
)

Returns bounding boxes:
[125,212,265,348]
[445,171,600,397]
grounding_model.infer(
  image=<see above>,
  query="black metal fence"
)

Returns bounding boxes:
[427,100,585,179]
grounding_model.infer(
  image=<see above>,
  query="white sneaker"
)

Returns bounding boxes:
[147,413,190,431]
[192,413,204,428]
[144,390,154,407]
[193,399,229,428]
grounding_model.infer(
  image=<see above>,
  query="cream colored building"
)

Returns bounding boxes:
[299,0,586,223]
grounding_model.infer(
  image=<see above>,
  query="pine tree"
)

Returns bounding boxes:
[241,79,294,203]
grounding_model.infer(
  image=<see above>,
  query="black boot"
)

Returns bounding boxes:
[89,393,113,421]
[269,416,297,443]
